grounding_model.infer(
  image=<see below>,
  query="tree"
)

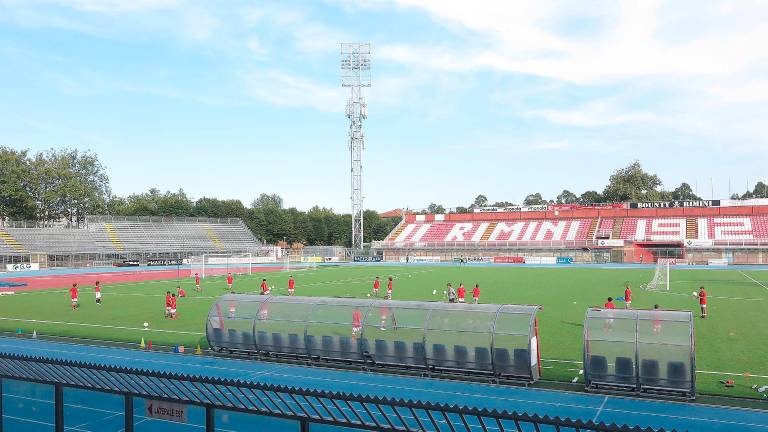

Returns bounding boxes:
[472,194,488,208]
[577,191,603,205]
[251,193,283,209]
[523,193,546,205]
[602,161,663,203]
[454,206,470,214]
[735,181,768,199]
[427,203,446,214]
[491,201,515,207]
[556,190,578,205]
[670,183,700,201]
[0,147,36,220]
[193,197,246,219]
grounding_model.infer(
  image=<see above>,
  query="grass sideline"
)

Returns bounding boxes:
[0,264,766,399]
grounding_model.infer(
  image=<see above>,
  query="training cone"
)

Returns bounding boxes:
[139,338,146,349]
[15,328,23,337]
[195,344,202,355]
[147,340,152,350]
[32,330,37,339]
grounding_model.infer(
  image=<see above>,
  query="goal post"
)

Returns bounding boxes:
[190,253,252,279]
[644,258,671,291]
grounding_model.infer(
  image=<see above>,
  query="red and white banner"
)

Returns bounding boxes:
[493,256,525,264]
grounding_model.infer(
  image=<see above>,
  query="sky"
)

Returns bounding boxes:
[1,0,767,212]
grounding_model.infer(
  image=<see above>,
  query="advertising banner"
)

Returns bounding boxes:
[708,258,729,266]
[145,399,187,423]
[401,256,441,263]
[629,200,720,209]
[353,256,383,262]
[684,239,713,247]
[474,205,548,213]
[596,239,625,247]
[493,256,524,264]
[5,263,39,272]
[116,260,140,267]
[556,257,574,264]
[147,258,183,266]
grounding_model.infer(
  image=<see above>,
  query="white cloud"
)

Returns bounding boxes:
[240,69,343,113]
[525,101,662,127]
[246,36,270,57]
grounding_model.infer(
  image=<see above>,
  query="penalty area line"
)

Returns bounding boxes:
[0,317,203,336]
[740,270,768,291]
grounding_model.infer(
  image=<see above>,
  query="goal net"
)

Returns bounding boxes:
[190,253,252,279]
[644,258,671,291]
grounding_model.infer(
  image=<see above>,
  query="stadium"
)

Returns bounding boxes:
[1,3,768,432]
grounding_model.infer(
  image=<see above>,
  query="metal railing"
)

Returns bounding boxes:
[0,351,681,432]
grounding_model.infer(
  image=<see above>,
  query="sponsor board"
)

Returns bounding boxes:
[629,200,720,209]
[353,256,383,262]
[302,256,323,263]
[596,239,625,247]
[684,239,713,248]
[5,263,39,272]
[116,260,140,267]
[556,257,574,264]
[708,258,729,266]
[474,205,548,213]
[253,256,277,264]
[145,399,187,423]
[324,257,340,262]
[400,256,441,263]
[492,256,524,264]
[146,258,183,266]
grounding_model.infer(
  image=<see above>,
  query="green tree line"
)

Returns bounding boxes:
[0,147,398,246]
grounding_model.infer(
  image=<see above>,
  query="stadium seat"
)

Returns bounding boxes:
[271,333,284,350]
[513,349,529,375]
[413,342,425,364]
[640,359,660,386]
[615,357,635,383]
[666,361,688,388]
[257,331,269,349]
[375,339,389,362]
[474,347,491,370]
[241,331,252,350]
[338,336,354,358]
[322,335,336,358]
[305,335,317,355]
[393,341,408,364]
[360,339,371,355]
[227,329,240,349]
[453,345,469,368]
[288,333,301,354]
[211,328,224,349]
[588,355,608,381]
[493,348,511,374]
[432,344,447,367]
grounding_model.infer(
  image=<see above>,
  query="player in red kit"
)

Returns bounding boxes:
[226,273,233,291]
[624,284,632,309]
[472,284,480,304]
[352,308,362,337]
[165,291,172,318]
[288,275,295,296]
[69,283,79,310]
[604,297,616,309]
[195,273,201,292]
[261,279,270,295]
[177,286,186,298]
[457,283,466,303]
[696,286,707,318]
[373,277,380,297]
[170,293,178,319]
[94,281,102,305]
[386,277,393,300]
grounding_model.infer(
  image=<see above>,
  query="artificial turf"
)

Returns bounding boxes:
[1,264,766,399]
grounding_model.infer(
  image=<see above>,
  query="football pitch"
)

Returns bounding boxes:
[1,264,767,400]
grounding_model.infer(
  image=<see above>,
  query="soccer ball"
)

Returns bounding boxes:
[443,290,447,295]
[143,322,149,328]
[366,293,371,297]
[432,289,437,295]
[692,291,697,297]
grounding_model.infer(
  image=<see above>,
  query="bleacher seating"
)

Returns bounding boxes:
[0,216,261,255]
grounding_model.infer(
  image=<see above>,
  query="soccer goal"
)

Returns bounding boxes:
[190,253,252,279]
[643,258,671,291]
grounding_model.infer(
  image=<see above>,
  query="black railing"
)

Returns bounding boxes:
[0,351,681,432]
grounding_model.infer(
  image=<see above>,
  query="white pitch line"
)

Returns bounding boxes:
[740,270,768,291]
[0,317,204,336]
[652,291,764,301]
[592,396,608,422]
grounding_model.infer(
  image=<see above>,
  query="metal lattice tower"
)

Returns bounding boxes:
[340,43,371,252]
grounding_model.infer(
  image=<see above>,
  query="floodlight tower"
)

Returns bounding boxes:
[340,43,371,252]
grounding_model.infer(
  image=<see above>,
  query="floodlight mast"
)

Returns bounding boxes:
[340,43,371,252]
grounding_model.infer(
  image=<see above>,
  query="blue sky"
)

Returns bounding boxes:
[1,0,766,212]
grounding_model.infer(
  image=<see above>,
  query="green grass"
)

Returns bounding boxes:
[1,264,767,399]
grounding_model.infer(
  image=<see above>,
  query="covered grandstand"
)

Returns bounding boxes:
[0,215,264,268]
[373,201,768,264]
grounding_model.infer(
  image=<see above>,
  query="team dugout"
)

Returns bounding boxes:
[207,295,543,382]
[583,308,695,398]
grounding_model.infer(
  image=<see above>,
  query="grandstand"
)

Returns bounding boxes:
[374,202,768,264]
[0,215,262,268]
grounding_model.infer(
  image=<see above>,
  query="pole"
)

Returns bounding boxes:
[206,405,215,432]
[0,379,4,432]
[124,395,134,432]
[55,383,64,432]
